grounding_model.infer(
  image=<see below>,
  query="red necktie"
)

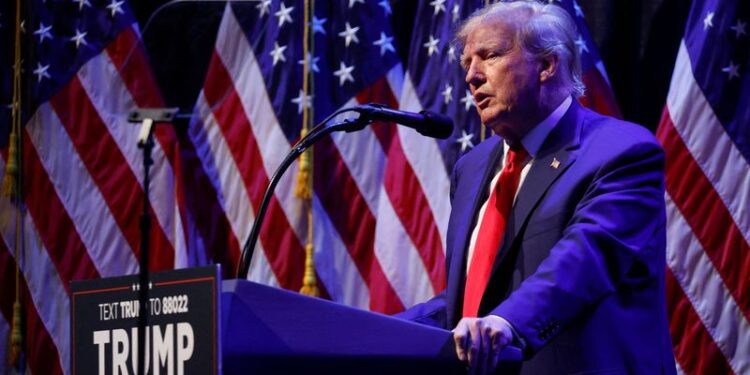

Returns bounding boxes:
[462,145,528,317]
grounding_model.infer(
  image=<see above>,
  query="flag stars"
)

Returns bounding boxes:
[269,42,287,66]
[76,0,92,11]
[373,32,395,56]
[275,2,294,28]
[573,1,584,18]
[291,90,312,114]
[298,52,320,73]
[311,16,326,35]
[70,29,88,49]
[379,0,392,16]
[256,0,271,17]
[574,34,589,54]
[33,62,51,83]
[107,0,125,17]
[452,4,460,22]
[333,62,355,86]
[34,23,53,44]
[338,22,360,47]
[704,11,714,30]
[441,84,453,104]
[730,19,747,39]
[447,45,457,63]
[424,35,440,57]
[348,0,365,9]
[430,0,446,16]
[456,130,475,151]
[460,90,475,111]
[722,61,740,80]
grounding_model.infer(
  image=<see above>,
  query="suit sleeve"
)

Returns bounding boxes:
[491,137,666,355]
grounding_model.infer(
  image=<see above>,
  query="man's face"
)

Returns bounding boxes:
[461,20,542,142]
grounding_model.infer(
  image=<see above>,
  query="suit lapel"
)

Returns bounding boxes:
[489,101,584,279]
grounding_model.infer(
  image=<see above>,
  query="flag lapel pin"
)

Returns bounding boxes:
[551,158,561,169]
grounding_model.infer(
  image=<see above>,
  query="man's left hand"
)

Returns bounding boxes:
[453,315,514,375]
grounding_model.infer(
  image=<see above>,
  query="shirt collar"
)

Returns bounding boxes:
[505,96,572,158]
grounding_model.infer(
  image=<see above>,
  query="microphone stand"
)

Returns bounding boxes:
[128,108,177,375]
[236,114,370,279]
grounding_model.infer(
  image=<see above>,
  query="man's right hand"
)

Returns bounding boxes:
[453,315,514,375]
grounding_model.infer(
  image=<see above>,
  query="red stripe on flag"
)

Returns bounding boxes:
[105,27,180,163]
[49,77,175,271]
[201,51,304,288]
[383,134,447,293]
[355,78,395,149]
[666,269,735,375]
[0,240,64,375]
[314,136,405,313]
[355,79,446,293]
[105,27,164,108]
[179,138,242,276]
[579,68,622,119]
[657,109,750,319]
[21,130,100,287]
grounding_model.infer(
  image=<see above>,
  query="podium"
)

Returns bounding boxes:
[221,280,465,374]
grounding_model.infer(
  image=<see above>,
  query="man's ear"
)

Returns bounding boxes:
[539,54,559,83]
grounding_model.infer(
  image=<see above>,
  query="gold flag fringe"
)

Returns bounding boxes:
[7,0,24,367]
[2,132,19,197]
[297,0,319,296]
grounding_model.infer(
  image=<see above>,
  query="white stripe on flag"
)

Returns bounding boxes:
[330,98,386,215]
[374,184,436,307]
[76,51,183,256]
[398,73,451,250]
[0,190,70,374]
[331,97,435,307]
[215,6,306,244]
[313,195,370,309]
[666,41,750,244]
[191,92,278,285]
[26,105,138,277]
[192,93,255,245]
[247,242,280,287]
[666,194,750,374]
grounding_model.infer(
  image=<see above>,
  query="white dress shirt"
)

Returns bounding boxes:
[465,96,572,272]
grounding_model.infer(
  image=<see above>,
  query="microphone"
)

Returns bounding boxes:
[354,104,454,139]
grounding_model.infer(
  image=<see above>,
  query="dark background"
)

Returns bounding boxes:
[131,0,692,133]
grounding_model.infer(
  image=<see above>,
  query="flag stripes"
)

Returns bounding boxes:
[666,196,750,374]
[49,77,175,270]
[658,1,750,373]
[659,112,750,318]
[667,269,735,375]
[26,105,138,277]
[0,1,666,373]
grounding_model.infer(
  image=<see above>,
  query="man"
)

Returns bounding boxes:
[397,1,676,374]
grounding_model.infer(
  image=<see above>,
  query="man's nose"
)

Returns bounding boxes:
[465,59,485,87]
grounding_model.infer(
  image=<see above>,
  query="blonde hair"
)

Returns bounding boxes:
[456,0,585,98]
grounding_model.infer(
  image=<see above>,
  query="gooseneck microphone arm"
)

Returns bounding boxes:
[236,104,453,279]
[236,109,369,279]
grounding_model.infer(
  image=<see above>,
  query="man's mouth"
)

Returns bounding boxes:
[474,94,490,109]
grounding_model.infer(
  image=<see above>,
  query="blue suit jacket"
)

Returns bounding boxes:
[399,102,676,374]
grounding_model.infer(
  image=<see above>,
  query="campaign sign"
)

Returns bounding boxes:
[71,265,221,375]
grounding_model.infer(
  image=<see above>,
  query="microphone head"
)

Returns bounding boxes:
[418,110,454,139]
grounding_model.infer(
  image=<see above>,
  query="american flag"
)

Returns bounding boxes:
[0,0,619,373]
[0,0,185,373]
[656,0,749,374]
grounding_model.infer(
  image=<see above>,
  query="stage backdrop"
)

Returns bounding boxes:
[0,1,747,374]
